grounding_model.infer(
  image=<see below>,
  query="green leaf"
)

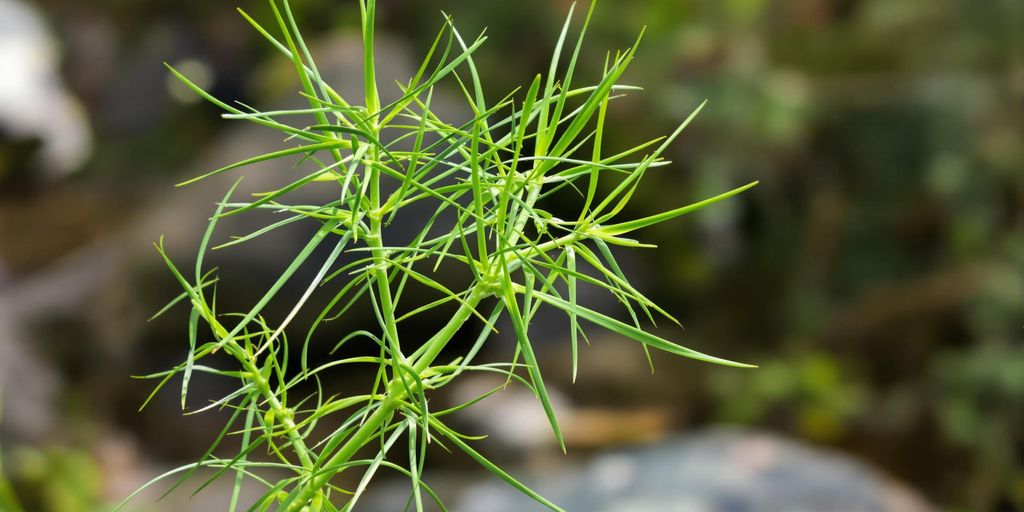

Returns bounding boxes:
[597,181,759,236]
[498,253,566,453]
[429,417,566,512]
[529,288,756,368]
[566,245,580,382]
[176,142,347,187]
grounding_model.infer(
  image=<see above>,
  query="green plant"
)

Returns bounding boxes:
[123,1,756,510]
[0,394,26,512]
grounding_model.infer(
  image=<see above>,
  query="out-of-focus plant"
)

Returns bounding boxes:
[0,394,26,512]
[120,1,755,510]
[0,466,18,511]
[710,353,867,443]
[6,446,102,512]
[933,343,1024,510]
[0,392,102,512]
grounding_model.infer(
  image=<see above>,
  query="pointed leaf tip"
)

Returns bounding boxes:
[597,181,759,236]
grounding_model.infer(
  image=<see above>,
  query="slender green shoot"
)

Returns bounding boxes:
[128,1,757,510]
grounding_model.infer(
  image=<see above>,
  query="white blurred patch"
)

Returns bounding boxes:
[0,0,92,177]
[591,454,637,493]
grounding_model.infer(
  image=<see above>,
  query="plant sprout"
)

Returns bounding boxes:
[124,1,757,510]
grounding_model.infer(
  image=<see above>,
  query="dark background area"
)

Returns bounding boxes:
[0,0,1020,511]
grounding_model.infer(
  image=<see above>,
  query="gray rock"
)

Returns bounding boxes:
[453,429,934,512]
[361,429,934,512]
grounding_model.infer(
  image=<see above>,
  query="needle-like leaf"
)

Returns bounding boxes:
[131,2,756,511]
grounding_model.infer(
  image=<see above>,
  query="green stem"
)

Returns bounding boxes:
[410,286,490,372]
[287,8,578,505]
[237,352,316,472]
[286,207,585,511]
[360,0,405,381]
[361,0,380,119]
[285,285,486,511]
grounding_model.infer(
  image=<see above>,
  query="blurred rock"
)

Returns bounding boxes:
[0,300,58,442]
[363,429,935,512]
[0,0,91,179]
[0,238,122,441]
[455,429,935,512]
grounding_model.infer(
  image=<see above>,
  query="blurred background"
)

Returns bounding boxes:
[0,0,1021,510]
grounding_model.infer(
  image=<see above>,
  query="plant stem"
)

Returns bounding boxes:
[359,0,403,363]
[147,3,757,510]
[286,196,584,510]
[285,285,485,511]
[237,349,316,472]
